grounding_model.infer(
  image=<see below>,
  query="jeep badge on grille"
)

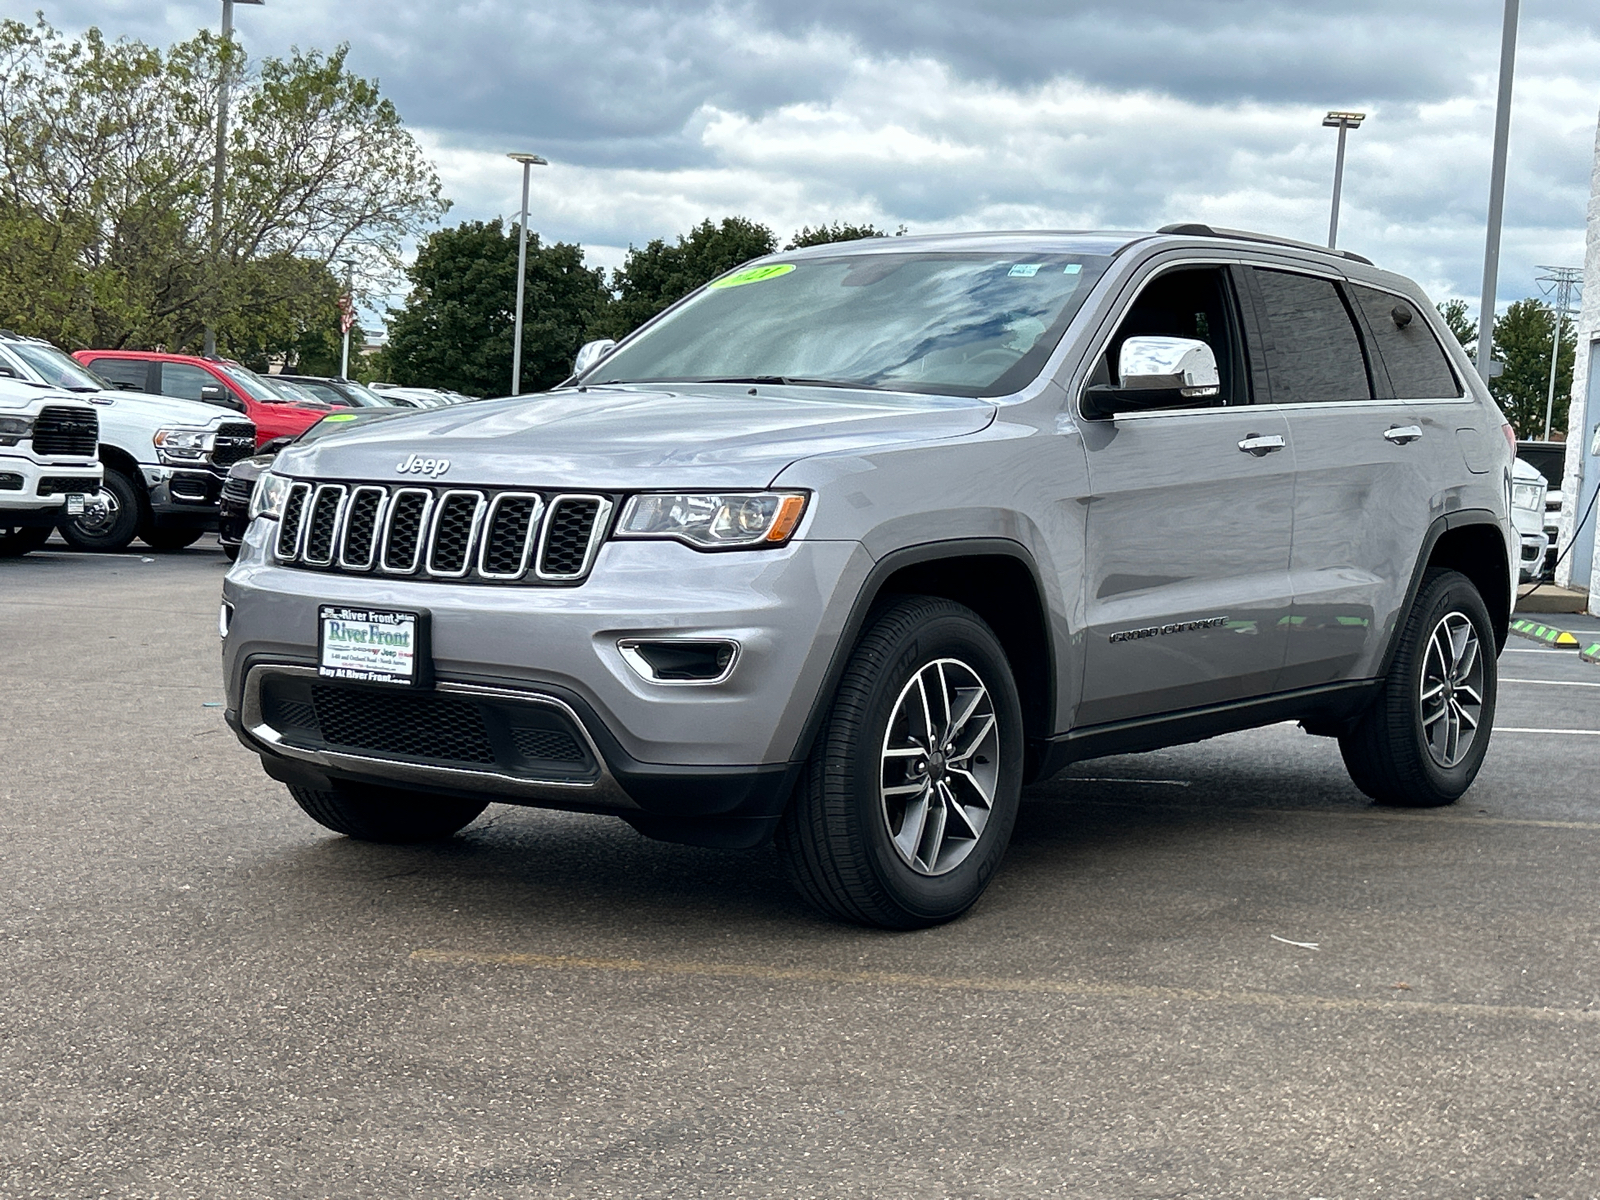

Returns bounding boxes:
[396,453,449,478]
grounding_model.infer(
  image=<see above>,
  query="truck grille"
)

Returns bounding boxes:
[32,406,98,457]
[211,423,257,467]
[274,482,612,586]
[221,475,255,505]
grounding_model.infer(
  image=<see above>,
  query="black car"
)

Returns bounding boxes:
[274,375,394,409]
[218,408,414,560]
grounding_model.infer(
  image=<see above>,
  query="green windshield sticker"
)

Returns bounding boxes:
[324,413,359,422]
[711,263,796,288]
[1063,263,1082,274]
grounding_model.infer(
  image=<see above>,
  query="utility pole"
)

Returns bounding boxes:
[1476,0,1521,382]
[1323,111,1365,249]
[204,0,264,358]
[506,153,547,396]
[339,259,355,379]
[1536,265,1584,440]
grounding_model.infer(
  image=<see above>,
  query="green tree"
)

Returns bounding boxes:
[594,216,776,339]
[0,17,446,357]
[1490,298,1576,438]
[784,221,901,249]
[1437,298,1476,353]
[385,219,611,395]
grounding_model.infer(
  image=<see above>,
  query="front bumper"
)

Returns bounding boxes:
[222,521,872,842]
[0,454,101,521]
[142,464,225,528]
[1519,529,1547,582]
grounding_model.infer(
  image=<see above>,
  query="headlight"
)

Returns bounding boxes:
[615,491,808,549]
[1511,482,1544,513]
[249,471,293,520]
[154,427,212,462]
[0,414,32,446]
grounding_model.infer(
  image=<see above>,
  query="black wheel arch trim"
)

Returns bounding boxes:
[1375,509,1510,681]
[783,536,1058,778]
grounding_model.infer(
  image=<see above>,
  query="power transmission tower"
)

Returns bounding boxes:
[1535,265,1584,441]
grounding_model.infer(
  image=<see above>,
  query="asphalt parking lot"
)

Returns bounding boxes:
[4,538,1600,1199]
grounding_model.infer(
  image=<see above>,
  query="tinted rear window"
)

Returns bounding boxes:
[86,357,150,391]
[1249,269,1372,404]
[1348,284,1462,399]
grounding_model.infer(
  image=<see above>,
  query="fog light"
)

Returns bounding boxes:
[618,639,739,684]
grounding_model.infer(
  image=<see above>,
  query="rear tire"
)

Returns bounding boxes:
[1339,568,1497,807]
[0,525,52,557]
[776,596,1025,928]
[58,468,141,552]
[287,780,488,842]
[222,542,239,561]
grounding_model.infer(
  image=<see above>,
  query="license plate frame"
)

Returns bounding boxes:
[316,605,432,688]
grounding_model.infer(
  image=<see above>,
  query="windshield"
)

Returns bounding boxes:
[296,408,415,442]
[344,381,392,406]
[588,251,1113,398]
[217,363,325,406]
[7,341,107,391]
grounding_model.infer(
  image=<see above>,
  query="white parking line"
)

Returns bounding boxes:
[1502,648,1577,654]
[1494,727,1600,736]
[1501,678,1600,687]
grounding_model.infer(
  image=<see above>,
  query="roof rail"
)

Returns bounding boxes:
[1157,223,1374,266]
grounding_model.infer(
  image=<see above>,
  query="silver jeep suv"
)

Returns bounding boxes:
[222,226,1515,928]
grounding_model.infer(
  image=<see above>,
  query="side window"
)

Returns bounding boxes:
[1348,284,1462,399]
[86,357,151,392]
[1099,265,1247,406]
[1248,268,1372,404]
[295,381,344,405]
[159,362,216,402]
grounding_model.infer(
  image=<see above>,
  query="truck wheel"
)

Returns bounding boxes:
[58,468,141,552]
[0,525,52,557]
[140,526,205,551]
[776,596,1025,928]
[1339,568,1498,807]
[286,780,488,842]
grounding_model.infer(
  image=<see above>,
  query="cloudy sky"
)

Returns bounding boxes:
[37,0,1600,319]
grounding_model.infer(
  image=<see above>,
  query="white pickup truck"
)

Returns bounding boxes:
[0,332,256,551]
[0,376,101,556]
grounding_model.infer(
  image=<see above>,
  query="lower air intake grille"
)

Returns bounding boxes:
[510,727,585,763]
[0,473,22,491]
[311,685,496,764]
[36,476,94,496]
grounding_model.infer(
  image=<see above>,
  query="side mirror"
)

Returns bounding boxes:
[574,338,617,376]
[1082,336,1220,420]
[199,384,246,413]
[258,436,293,455]
[0,364,17,378]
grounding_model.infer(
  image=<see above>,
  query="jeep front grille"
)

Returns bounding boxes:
[32,405,98,457]
[274,482,612,585]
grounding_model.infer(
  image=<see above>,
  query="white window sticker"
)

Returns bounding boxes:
[319,606,418,684]
[1008,264,1042,277]
[1063,263,1082,274]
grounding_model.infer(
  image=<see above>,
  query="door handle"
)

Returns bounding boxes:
[1384,425,1423,445]
[1237,433,1286,456]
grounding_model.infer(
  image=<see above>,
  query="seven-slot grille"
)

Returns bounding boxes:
[32,405,98,457]
[275,482,612,585]
[210,423,257,468]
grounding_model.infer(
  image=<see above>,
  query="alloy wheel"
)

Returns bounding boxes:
[879,657,1001,876]
[1419,610,1484,769]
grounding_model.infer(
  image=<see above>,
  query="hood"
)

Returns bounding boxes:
[274,384,996,489]
[84,389,241,429]
[0,379,87,411]
[1512,458,1547,484]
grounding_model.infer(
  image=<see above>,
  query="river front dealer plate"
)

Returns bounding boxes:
[317,605,432,687]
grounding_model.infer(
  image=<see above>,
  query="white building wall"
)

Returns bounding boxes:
[1556,107,1600,599]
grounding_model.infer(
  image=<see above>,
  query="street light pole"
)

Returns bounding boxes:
[204,0,263,358]
[506,152,548,396]
[1323,111,1365,249]
[1476,0,1521,382]
[339,259,354,379]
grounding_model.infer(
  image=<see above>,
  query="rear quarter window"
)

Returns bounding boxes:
[1348,284,1463,399]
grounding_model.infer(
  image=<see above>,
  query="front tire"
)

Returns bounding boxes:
[58,468,141,552]
[286,780,488,842]
[140,526,205,552]
[1339,568,1498,807]
[0,525,52,557]
[776,596,1025,928]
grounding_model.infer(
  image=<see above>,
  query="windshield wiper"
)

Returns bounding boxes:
[630,375,875,390]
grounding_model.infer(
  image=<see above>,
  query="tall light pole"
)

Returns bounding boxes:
[1476,0,1521,383]
[204,0,263,358]
[506,152,548,396]
[338,259,355,379]
[1323,111,1365,249]
[1535,264,1583,440]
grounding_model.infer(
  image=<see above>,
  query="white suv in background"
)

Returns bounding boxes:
[0,332,256,551]
[1511,458,1549,584]
[0,376,100,556]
